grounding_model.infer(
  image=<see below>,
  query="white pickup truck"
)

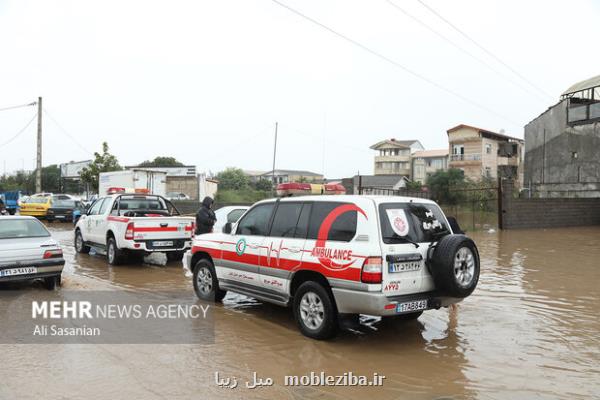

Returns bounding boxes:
[74,193,195,265]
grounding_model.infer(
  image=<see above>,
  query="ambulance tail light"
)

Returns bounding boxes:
[361,257,383,284]
[125,222,135,240]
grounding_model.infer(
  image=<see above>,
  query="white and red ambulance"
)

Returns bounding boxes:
[74,188,195,265]
[184,195,480,340]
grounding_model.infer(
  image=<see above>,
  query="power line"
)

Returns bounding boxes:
[415,0,553,100]
[269,0,521,127]
[385,0,548,103]
[0,102,36,113]
[42,108,93,155]
[0,112,37,149]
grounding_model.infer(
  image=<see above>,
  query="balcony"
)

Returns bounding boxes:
[450,154,481,161]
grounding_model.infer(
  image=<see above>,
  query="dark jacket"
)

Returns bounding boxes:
[195,197,216,235]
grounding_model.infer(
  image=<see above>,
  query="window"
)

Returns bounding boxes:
[87,199,105,215]
[307,202,357,242]
[379,203,448,244]
[237,203,275,236]
[294,203,311,239]
[485,144,492,154]
[269,203,303,238]
[227,209,246,224]
[485,167,492,178]
[99,198,111,214]
[0,219,50,239]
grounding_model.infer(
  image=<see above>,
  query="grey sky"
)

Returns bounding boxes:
[1,0,598,178]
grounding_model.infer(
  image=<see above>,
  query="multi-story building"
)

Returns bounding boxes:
[259,169,323,185]
[447,124,524,183]
[411,149,449,183]
[370,139,424,176]
[524,75,600,197]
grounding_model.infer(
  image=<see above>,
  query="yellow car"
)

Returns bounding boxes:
[19,196,52,218]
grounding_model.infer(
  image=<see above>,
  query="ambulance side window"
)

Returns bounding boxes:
[294,203,312,239]
[237,203,275,236]
[307,202,357,242]
[269,203,303,238]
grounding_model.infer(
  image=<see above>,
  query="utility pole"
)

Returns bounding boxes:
[35,97,42,193]
[271,122,278,196]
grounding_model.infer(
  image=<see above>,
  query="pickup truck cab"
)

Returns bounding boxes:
[74,192,194,265]
[184,195,480,340]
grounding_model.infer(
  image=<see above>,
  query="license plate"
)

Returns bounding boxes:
[56,215,65,219]
[153,241,173,247]
[396,300,428,314]
[0,267,38,277]
[389,261,421,273]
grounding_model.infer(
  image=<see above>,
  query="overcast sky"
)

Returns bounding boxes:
[1,0,598,178]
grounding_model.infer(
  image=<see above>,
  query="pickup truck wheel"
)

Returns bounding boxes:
[430,234,480,298]
[166,251,184,262]
[193,259,226,302]
[107,237,126,266]
[293,281,338,340]
[75,230,90,254]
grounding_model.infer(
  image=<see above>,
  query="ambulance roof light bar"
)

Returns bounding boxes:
[106,187,151,195]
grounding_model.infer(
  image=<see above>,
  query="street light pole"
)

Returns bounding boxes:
[35,97,42,193]
[271,122,278,195]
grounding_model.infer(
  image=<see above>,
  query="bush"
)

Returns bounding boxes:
[215,189,271,204]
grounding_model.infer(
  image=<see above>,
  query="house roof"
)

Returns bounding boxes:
[446,124,523,142]
[352,175,408,187]
[413,149,448,158]
[260,169,322,177]
[369,139,422,150]
[243,170,266,176]
[562,74,600,96]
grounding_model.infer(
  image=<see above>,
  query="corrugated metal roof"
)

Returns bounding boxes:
[562,74,600,96]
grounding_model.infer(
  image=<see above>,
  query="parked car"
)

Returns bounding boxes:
[19,196,53,218]
[0,191,22,215]
[184,195,480,340]
[0,216,64,289]
[166,192,191,201]
[213,206,249,233]
[74,190,195,265]
[47,198,85,223]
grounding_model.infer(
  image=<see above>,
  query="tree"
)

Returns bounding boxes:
[216,168,249,191]
[138,156,184,167]
[254,178,273,192]
[406,180,423,191]
[427,168,466,204]
[80,142,122,192]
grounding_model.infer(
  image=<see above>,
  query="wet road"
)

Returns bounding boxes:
[1,223,599,399]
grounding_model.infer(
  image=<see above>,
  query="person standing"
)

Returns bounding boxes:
[195,196,216,235]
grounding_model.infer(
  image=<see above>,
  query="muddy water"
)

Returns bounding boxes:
[0,224,599,400]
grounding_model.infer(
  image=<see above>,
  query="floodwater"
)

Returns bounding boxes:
[1,223,599,400]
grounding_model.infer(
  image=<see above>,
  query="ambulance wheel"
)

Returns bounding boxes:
[293,281,338,340]
[75,229,90,254]
[193,259,226,302]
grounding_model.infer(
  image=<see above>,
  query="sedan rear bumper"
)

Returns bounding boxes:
[0,258,64,283]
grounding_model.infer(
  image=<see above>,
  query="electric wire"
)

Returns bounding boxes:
[415,0,553,100]
[385,0,548,103]
[0,112,37,149]
[269,0,522,127]
[42,108,93,155]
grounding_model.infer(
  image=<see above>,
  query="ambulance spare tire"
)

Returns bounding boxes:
[429,234,480,298]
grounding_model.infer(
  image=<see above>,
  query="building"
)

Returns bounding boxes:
[411,149,449,184]
[447,124,524,183]
[243,170,267,183]
[259,169,323,185]
[370,139,424,176]
[349,175,409,195]
[524,75,600,197]
[124,165,212,200]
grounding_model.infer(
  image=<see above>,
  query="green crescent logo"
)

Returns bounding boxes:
[235,238,247,256]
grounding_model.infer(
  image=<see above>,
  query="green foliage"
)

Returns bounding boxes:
[406,180,423,191]
[215,189,270,204]
[427,169,466,204]
[216,168,249,191]
[80,142,122,191]
[0,165,62,194]
[138,156,184,167]
[253,178,273,192]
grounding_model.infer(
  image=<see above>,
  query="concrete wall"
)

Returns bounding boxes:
[502,197,600,229]
[166,176,199,200]
[524,100,600,196]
